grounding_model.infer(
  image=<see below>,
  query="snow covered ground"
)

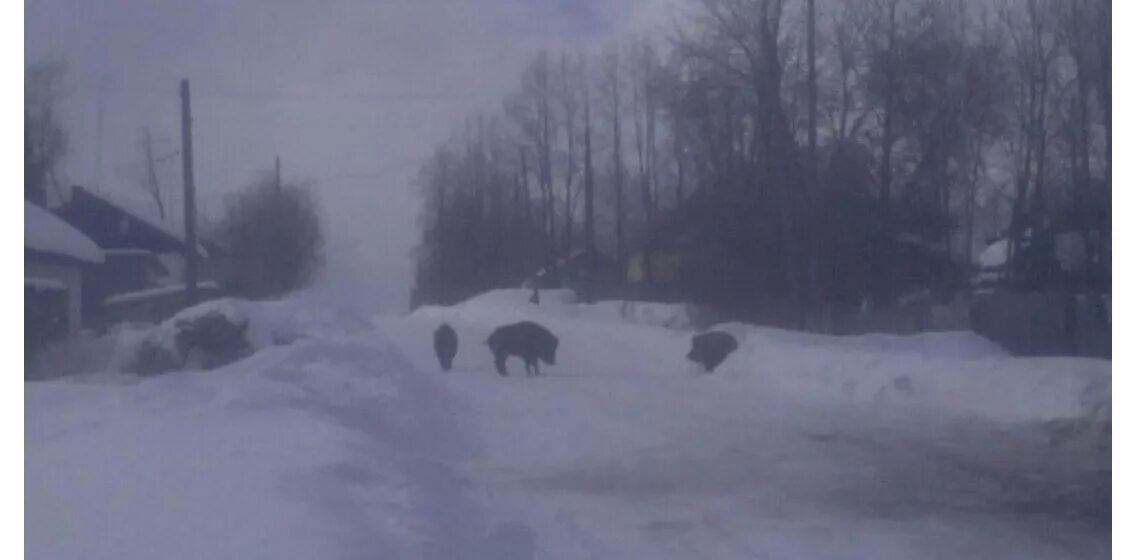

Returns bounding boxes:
[26,289,1110,559]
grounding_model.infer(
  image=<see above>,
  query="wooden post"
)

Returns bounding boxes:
[180,79,198,306]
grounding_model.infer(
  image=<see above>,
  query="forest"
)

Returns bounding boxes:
[412,0,1111,329]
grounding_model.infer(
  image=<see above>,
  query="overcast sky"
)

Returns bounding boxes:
[26,0,675,313]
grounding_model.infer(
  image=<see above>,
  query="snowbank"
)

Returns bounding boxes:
[979,238,1009,268]
[711,321,1008,359]
[27,291,1109,559]
[979,232,1088,272]
[414,289,1108,426]
[380,295,1110,558]
[104,282,221,305]
[31,296,374,380]
[24,201,104,263]
[26,323,153,380]
[25,328,511,559]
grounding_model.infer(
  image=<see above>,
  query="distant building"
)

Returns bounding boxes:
[619,187,716,301]
[523,250,620,293]
[972,229,1096,293]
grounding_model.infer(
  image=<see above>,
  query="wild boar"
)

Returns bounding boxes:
[486,321,559,376]
[433,323,458,372]
[687,331,738,372]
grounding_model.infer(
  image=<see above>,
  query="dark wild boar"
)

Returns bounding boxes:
[687,331,738,372]
[433,323,458,371]
[486,321,559,376]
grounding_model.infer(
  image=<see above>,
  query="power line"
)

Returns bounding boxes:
[68,81,501,104]
[189,158,423,193]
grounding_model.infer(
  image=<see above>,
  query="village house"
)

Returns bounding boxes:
[54,185,220,325]
[25,201,105,356]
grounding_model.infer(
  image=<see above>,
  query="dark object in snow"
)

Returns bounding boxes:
[131,337,184,375]
[529,288,540,305]
[687,331,738,372]
[433,323,458,371]
[128,307,251,375]
[486,321,559,376]
[176,310,251,369]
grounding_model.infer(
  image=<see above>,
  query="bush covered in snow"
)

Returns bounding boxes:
[127,300,252,375]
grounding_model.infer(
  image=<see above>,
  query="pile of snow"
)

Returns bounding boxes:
[712,322,1007,359]
[978,232,1090,272]
[26,325,523,559]
[725,333,1106,424]
[130,299,250,370]
[31,296,374,380]
[412,289,1107,426]
[24,201,104,263]
[27,290,1110,559]
[379,294,1110,558]
[26,323,154,380]
[978,238,1009,268]
[104,282,221,306]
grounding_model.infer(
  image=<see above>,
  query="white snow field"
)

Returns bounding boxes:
[27,290,1109,559]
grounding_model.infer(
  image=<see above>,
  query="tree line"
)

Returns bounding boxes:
[412,0,1110,324]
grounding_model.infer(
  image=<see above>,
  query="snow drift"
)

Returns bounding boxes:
[412,289,1109,426]
[29,295,374,380]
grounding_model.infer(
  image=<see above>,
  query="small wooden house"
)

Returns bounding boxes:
[25,201,105,351]
[54,185,217,325]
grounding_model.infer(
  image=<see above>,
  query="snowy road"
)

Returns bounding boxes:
[374,292,1110,560]
[26,292,1109,559]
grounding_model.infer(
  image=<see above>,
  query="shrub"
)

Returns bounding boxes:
[217,178,324,298]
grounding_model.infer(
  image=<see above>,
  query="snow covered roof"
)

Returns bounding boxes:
[977,232,1088,272]
[24,201,105,264]
[978,239,1009,269]
[71,186,209,258]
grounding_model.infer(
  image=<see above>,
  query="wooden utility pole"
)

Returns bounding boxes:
[275,155,282,193]
[180,79,199,305]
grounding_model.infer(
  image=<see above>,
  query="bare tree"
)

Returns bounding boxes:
[25,61,68,206]
[140,128,167,220]
[604,45,628,277]
[559,52,578,257]
[581,54,598,281]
